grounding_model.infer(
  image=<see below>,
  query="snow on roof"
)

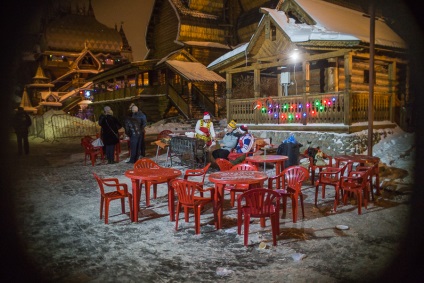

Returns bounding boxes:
[294,0,406,48]
[208,0,406,69]
[59,82,93,102]
[39,101,62,107]
[166,60,225,82]
[207,43,248,69]
[263,8,359,42]
[180,41,233,49]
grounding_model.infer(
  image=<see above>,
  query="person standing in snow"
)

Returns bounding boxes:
[12,107,32,155]
[123,109,142,163]
[98,106,122,164]
[195,112,216,147]
[130,103,147,158]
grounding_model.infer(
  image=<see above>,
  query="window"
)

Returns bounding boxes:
[364,70,376,84]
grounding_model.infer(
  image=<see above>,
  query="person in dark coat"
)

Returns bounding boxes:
[98,106,122,164]
[12,107,32,155]
[124,109,142,163]
[130,104,147,157]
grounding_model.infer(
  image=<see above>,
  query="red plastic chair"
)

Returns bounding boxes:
[237,188,281,246]
[268,166,309,223]
[226,163,259,207]
[81,137,104,166]
[170,179,217,234]
[215,158,234,171]
[93,173,133,224]
[156,130,173,156]
[339,168,372,214]
[314,162,351,211]
[133,158,162,199]
[184,162,211,196]
[308,155,333,185]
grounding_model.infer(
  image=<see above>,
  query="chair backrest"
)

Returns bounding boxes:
[81,138,98,153]
[282,165,309,189]
[157,130,173,140]
[93,173,106,195]
[134,158,160,169]
[230,163,258,171]
[184,162,211,184]
[238,188,280,216]
[215,158,233,171]
[171,179,201,205]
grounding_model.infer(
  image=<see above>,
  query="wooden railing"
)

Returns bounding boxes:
[228,91,392,125]
[168,84,190,119]
[192,85,215,115]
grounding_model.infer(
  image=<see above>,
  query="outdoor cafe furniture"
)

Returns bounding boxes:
[124,167,182,222]
[170,179,217,234]
[245,154,288,175]
[338,169,372,215]
[237,188,281,246]
[81,136,104,166]
[268,166,309,223]
[133,158,163,199]
[226,163,259,208]
[93,173,133,224]
[308,155,333,185]
[183,162,211,197]
[215,158,234,171]
[169,135,207,169]
[245,154,288,190]
[208,170,268,229]
[151,130,173,166]
[314,162,351,212]
[333,154,381,196]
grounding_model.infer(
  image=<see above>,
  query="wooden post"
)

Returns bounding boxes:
[254,68,260,124]
[368,1,375,156]
[344,53,352,126]
[303,61,309,125]
[213,82,218,117]
[226,73,232,122]
[188,82,192,119]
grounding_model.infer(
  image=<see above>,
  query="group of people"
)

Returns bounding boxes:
[98,103,147,164]
[195,112,255,164]
[12,106,253,165]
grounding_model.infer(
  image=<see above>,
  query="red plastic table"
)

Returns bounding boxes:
[245,154,288,175]
[125,167,181,222]
[208,170,268,229]
[245,155,288,189]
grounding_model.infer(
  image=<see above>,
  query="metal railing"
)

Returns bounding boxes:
[29,113,100,141]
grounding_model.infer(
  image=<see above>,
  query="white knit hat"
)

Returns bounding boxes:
[104,106,111,112]
[203,112,211,120]
[131,105,138,112]
[238,124,248,133]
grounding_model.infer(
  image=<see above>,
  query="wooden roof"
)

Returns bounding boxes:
[166,60,225,82]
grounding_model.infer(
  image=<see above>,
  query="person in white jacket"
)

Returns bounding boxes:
[195,112,216,146]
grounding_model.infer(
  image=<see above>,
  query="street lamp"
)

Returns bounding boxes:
[291,49,299,96]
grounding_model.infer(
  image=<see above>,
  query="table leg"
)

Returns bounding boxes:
[168,180,175,221]
[214,184,225,229]
[130,179,140,222]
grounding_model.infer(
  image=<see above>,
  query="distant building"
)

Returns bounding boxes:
[19,0,132,116]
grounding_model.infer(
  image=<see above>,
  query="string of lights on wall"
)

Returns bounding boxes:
[253,96,340,121]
